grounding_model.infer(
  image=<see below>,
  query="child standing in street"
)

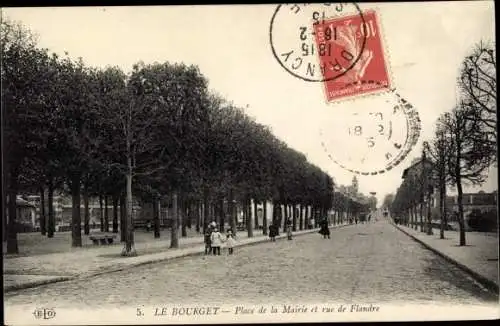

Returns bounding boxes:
[210,226,224,256]
[225,229,236,255]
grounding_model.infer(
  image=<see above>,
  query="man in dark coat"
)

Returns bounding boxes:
[269,223,278,241]
[204,225,213,255]
[319,218,331,239]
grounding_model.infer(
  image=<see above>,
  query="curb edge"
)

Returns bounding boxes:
[5,225,351,293]
[392,222,499,295]
[4,276,73,293]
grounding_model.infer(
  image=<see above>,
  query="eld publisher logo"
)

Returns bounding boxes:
[33,308,56,320]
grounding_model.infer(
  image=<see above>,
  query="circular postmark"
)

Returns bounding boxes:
[269,3,368,82]
[319,81,421,175]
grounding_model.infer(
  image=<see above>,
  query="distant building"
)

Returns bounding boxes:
[14,197,37,230]
[431,190,498,231]
[401,157,434,182]
[26,195,64,230]
[19,194,142,232]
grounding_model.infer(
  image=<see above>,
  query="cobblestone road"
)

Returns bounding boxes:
[5,220,498,308]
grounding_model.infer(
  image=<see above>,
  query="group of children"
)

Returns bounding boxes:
[203,218,333,255]
[204,222,237,255]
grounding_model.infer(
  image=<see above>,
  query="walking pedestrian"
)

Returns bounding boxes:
[225,229,236,255]
[318,219,331,239]
[286,218,293,240]
[287,225,293,240]
[210,225,224,256]
[269,223,278,241]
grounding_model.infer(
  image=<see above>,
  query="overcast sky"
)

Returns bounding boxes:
[3,2,496,205]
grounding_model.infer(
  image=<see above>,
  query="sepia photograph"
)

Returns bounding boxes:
[2,2,498,324]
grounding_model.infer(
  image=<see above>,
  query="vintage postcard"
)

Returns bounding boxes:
[2,2,498,325]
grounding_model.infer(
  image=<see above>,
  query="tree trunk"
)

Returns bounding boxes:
[303,205,307,227]
[282,204,288,231]
[112,196,119,233]
[40,187,46,235]
[70,173,82,247]
[104,195,109,232]
[419,202,424,232]
[218,197,225,232]
[253,200,258,229]
[299,204,304,231]
[242,200,247,229]
[280,204,284,229]
[229,188,236,235]
[47,181,55,238]
[426,191,433,235]
[154,198,161,238]
[246,196,253,238]
[83,183,90,235]
[120,191,126,242]
[456,174,466,246]
[6,166,19,254]
[408,206,411,227]
[203,186,209,233]
[208,204,218,227]
[181,198,188,237]
[99,194,104,232]
[304,205,312,228]
[273,203,278,229]
[443,184,447,236]
[413,205,418,230]
[262,200,268,235]
[195,201,201,233]
[439,180,445,239]
[121,164,136,256]
[187,201,193,229]
[170,192,179,248]
[292,204,297,231]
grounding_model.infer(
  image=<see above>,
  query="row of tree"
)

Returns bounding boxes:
[388,41,497,246]
[2,18,371,255]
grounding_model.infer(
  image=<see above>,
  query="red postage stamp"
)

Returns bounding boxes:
[313,10,390,102]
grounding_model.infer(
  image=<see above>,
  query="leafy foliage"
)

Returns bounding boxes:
[3,17,359,253]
